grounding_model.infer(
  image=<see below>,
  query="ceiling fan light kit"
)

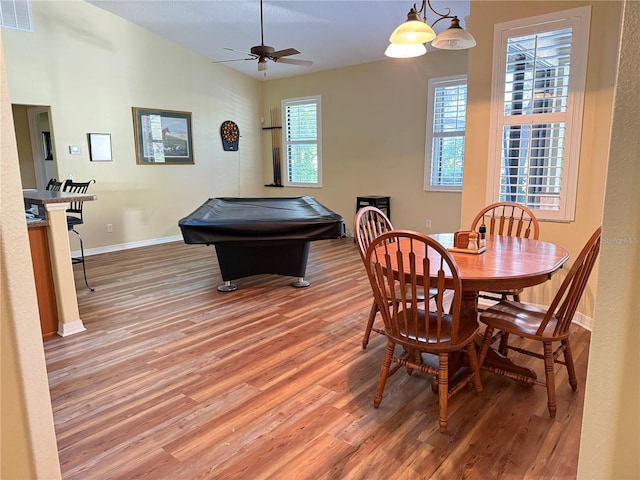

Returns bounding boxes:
[386,0,476,58]
[213,0,312,73]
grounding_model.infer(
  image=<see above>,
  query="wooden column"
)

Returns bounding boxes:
[44,202,85,336]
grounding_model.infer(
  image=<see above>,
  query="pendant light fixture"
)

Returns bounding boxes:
[386,0,476,58]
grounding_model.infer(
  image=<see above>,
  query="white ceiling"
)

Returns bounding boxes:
[87,0,472,81]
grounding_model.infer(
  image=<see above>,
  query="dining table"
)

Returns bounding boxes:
[377,232,570,388]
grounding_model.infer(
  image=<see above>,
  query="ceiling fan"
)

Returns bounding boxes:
[213,0,313,72]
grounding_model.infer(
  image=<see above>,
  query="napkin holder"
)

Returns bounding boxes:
[448,230,486,254]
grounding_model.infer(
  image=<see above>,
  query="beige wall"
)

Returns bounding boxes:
[1,34,62,479]
[462,1,622,318]
[12,104,37,187]
[1,0,637,477]
[3,0,264,251]
[578,1,639,477]
[261,51,468,235]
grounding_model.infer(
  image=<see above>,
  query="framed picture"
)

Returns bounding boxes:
[88,133,112,162]
[42,131,53,161]
[132,107,194,164]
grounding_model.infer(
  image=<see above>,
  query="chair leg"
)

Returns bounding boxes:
[495,292,520,355]
[478,326,494,367]
[362,300,378,349]
[497,293,519,355]
[404,348,422,376]
[498,332,510,356]
[562,339,578,391]
[543,342,557,418]
[437,353,449,433]
[72,228,95,292]
[374,341,395,408]
[466,343,483,393]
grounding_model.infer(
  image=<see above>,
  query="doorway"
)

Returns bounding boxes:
[13,104,57,190]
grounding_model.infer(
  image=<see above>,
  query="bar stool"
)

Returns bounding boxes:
[63,179,96,291]
[356,196,390,221]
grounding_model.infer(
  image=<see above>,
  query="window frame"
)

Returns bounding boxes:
[424,74,468,192]
[281,95,322,188]
[486,6,591,222]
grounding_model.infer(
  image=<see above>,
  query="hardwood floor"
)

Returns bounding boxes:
[44,238,589,479]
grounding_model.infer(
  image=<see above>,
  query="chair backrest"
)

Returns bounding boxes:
[471,202,539,239]
[45,178,63,191]
[538,227,602,337]
[62,179,95,217]
[364,230,468,348]
[354,206,393,261]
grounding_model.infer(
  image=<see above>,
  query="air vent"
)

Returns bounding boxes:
[0,0,33,31]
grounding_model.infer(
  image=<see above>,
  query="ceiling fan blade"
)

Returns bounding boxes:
[212,57,255,64]
[225,0,312,73]
[271,48,300,58]
[273,57,313,67]
[224,47,255,56]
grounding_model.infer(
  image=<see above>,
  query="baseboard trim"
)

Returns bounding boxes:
[57,319,86,337]
[71,235,183,258]
[571,311,593,331]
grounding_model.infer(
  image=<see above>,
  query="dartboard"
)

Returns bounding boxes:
[220,120,240,151]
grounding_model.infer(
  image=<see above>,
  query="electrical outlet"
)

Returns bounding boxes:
[425,219,432,228]
[107,224,113,233]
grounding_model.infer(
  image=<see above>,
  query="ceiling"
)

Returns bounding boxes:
[87,0,472,81]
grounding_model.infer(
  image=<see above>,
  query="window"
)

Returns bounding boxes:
[281,95,322,187]
[0,0,33,31]
[487,7,591,221]
[424,75,468,191]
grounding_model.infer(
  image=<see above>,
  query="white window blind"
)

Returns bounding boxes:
[424,75,467,191]
[281,95,322,187]
[0,0,33,31]
[487,7,590,221]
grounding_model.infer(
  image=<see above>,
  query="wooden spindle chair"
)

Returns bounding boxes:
[470,202,540,353]
[478,227,601,418]
[354,207,434,349]
[364,230,482,433]
[470,201,539,241]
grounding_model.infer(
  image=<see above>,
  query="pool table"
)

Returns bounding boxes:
[178,196,344,291]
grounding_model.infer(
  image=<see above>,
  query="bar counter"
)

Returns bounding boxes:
[23,189,97,337]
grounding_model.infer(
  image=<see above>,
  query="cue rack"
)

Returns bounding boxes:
[263,107,283,187]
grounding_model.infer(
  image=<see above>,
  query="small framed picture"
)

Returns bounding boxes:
[88,133,112,162]
[132,107,194,164]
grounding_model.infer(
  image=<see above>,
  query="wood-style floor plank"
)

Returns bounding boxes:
[44,238,589,479]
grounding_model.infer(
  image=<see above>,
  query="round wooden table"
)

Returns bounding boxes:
[431,233,568,290]
[379,233,570,385]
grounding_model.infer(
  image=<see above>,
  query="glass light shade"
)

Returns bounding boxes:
[389,20,436,44]
[385,42,428,58]
[431,18,476,50]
